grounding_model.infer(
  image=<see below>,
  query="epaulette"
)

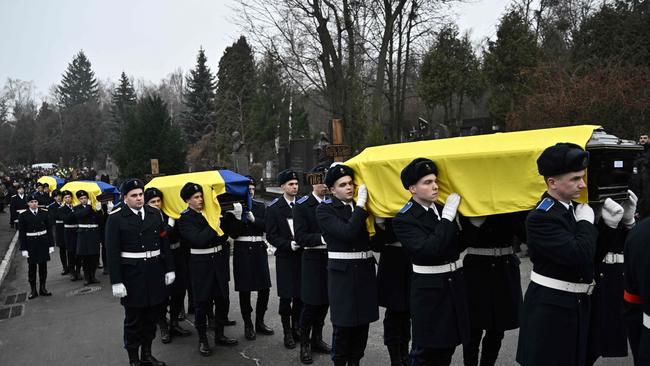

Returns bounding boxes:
[399,201,413,214]
[180,208,190,215]
[41,208,48,212]
[268,197,279,207]
[322,198,332,204]
[11,194,16,198]
[109,207,122,215]
[297,195,309,205]
[536,197,554,212]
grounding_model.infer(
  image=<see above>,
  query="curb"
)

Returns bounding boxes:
[0,231,19,289]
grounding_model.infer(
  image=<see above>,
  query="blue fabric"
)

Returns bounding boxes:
[79,180,120,203]
[218,170,253,210]
[50,176,66,186]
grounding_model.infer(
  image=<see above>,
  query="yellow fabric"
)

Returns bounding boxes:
[37,176,60,192]
[60,181,104,211]
[345,125,600,219]
[145,171,226,235]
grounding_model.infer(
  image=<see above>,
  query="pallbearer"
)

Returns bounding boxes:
[19,193,54,299]
[73,190,102,286]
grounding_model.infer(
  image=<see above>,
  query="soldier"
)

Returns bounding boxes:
[143,187,192,344]
[266,169,303,349]
[9,185,27,229]
[59,190,81,281]
[48,190,69,275]
[316,164,378,366]
[106,179,175,366]
[19,193,55,299]
[73,190,103,286]
[515,143,599,366]
[176,182,238,357]
[294,164,332,364]
[393,158,476,366]
[228,176,274,341]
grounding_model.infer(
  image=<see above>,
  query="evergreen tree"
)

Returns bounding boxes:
[56,50,99,108]
[105,72,137,150]
[0,98,13,163]
[9,104,36,164]
[182,47,216,144]
[33,102,62,162]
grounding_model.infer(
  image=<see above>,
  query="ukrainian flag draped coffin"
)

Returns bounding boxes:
[145,170,252,235]
[60,180,120,209]
[344,125,601,218]
[37,176,66,192]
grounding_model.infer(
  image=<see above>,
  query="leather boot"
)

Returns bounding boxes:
[300,326,313,364]
[71,266,81,281]
[387,344,401,366]
[197,328,212,357]
[207,315,216,330]
[348,361,360,366]
[333,362,346,366]
[169,320,191,337]
[282,315,296,349]
[83,268,90,286]
[89,269,100,284]
[255,312,274,335]
[215,324,238,346]
[127,348,141,366]
[159,318,171,344]
[310,324,331,353]
[39,282,52,296]
[400,342,410,366]
[243,315,256,340]
[28,281,38,299]
[140,344,166,366]
[292,314,301,341]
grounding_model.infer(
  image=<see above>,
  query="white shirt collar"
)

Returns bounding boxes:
[418,201,441,219]
[558,200,571,210]
[129,206,145,219]
[312,192,324,203]
[285,197,296,206]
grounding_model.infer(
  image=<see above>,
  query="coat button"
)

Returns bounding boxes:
[448,278,453,282]
[600,273,604,278]
[491,263,496,268]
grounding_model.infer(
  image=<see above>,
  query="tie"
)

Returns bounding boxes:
[32,210,37,216]
[426,208,438,222]
[138,210,143,220]
[290,202,295,208]
[344,204,352,217]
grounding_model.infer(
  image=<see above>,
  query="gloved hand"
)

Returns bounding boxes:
[320,236,326,245]
[356,184,368,208]
[574,203,595,224]
[441,193,461,221]
[165,271,176,285]
[245,211,255,223]
[621,189,638,228]
[21,250,28,258]
[167,217,175,227]
[229,202,243,220]
[112,283,127,298]
[600,198,624,228]
[95,200,102,211]
[290,240,300,251]
[469,216,487,227]
[107,201,114,212]
[48,247,54,254]
[374,216,386,230]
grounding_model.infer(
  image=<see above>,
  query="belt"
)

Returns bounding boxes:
[644,313,650,329]
[77,224,98,228]
[191,246,223,255]
[412,259,463,274]
[64,224,78,229]
[121,250,160,259]
[25,230,47,237]
[602,252,624,264]
[305,245,327,250]
[624,290,642,304]
[530,270,595,295]
[17,209,27,214]
[328,251,373,260]
[466,247,513,256]
[386,242,402,248]
[170,242,181,250]
[55,220,64,224]
[236,236,264,242]
[13,219,18,223]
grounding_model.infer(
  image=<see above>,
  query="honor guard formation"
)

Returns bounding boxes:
[3,139,650,366]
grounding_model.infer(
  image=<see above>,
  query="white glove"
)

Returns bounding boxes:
[107,201,114,212]
[469,216,486,227]
[165,271,176,285]
[356,184,368,207]
[441,193,461,221]
[112,283,127,298]
[48,247,54,254]
[621,190,638,227]
[574,203,595,224]
[229,202,243,220]
[95,200,102,211]
[167,217,175,227]
[21,250,29,258]
[600,198,624,228]
[321,236,327,244]
[290,240,300,251]
[374,216,386,230]
[246,211,255,223]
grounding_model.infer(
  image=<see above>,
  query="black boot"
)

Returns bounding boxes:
[83,267,90,286]
[310,324,331,354]
[197,328,212,357]
[127,348,141,366]
[207,315,216,330]
[255,312,274,335]
[140,344,166,366]
[71,266,81,281]
[243,315,256,340]
[387,344,402,366]
[28,281,38,299]
[224,318,237,326]
[400,342,410,366]
[292,314,301,341]
[282,315,296,349]
[89,268,100,284]
[348,361,360,366]
[169,320,191,337]
[39,282,52,296]
[300,326,313,364]
[159,318,171,344]
[215,324,238,346]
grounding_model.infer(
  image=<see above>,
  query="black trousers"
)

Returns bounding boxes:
[68,251,80,272]
[101,242,107,268]
[624,303,643,364]
[279,297,302,320]
[59,247,69,271]
[463,328,504,366]
[195,297,227,339]
[161,290,186,322]
[239,289,270,317]
[331,324,370,362]
[410,345,455,366]
[27,262,47,284]
[384,308,411,346]
[300,303,328,328]
[124,304,163,350]
[81,254,99,278]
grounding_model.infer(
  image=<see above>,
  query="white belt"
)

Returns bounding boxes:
[328,251,373,259]
[26,230,47,237]
[191,246,223,255]
[530,270,595,295]
[13,219,18,223]
[236,236,264,242]
[602,252,624,264]
[121,250,160,259]
[644,313,650,329]
[305,245,327,250]
[64,224,78,229]
[77,224,98,228]
[386,242,402,248]
[170,242,181,250]
[55,220,64,224]
[466,247,514,256]
[17,209,27,214]
[412,259,463,274]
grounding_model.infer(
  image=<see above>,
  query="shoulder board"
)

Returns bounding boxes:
[180,208,190,215]
[399,201,413,214]
[109,207,122,215]
[297,195,309,204]
[268,197,279,207]
[11,194,16,198]
[41,208,48,212]
[322,198,332,204]
[536,197,555,212]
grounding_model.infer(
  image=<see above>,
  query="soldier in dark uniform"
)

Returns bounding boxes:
[266,169,303,349]
[316,164,378,366]
[228,176,274,341]
[73,190,103,286]
[106,179,175,366]
[393,158,476,366]
[35,182,49,209]
[176,182,238,357]
[19,193,55,299]
[59,190,81,281]
[294,164,332,364]
[48,190,69,275]
[9,185,27,229]
[516,143,599,366]
[143,187,192,344]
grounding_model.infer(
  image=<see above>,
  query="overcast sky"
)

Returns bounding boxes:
[0,0,514,101]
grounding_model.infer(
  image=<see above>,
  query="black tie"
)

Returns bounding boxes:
[426,208,438,222]
[138,210,143,220]
[290,202,294,208]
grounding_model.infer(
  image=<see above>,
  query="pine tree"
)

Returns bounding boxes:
[182,47,216,144]
[56,50,99,108]
[33,102,62,162]
[111,72,137,124]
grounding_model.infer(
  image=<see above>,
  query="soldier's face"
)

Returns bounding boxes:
[79,196,89,205]
[640,135,649,144]
[187,192,203,211]
[248,185,255,199]
[409,174,439,204]
[548,170,586,201]
[54,195,62,203]
[330,176,354,202]
[28,200,38,209]
[17,188,24,195]
[63,195,72,204]
[124,189,144,209]
[312,183,328,197]
[148,197,162,209]
[282,180,299,197]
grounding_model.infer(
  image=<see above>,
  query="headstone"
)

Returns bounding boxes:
[231,152,249,175]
